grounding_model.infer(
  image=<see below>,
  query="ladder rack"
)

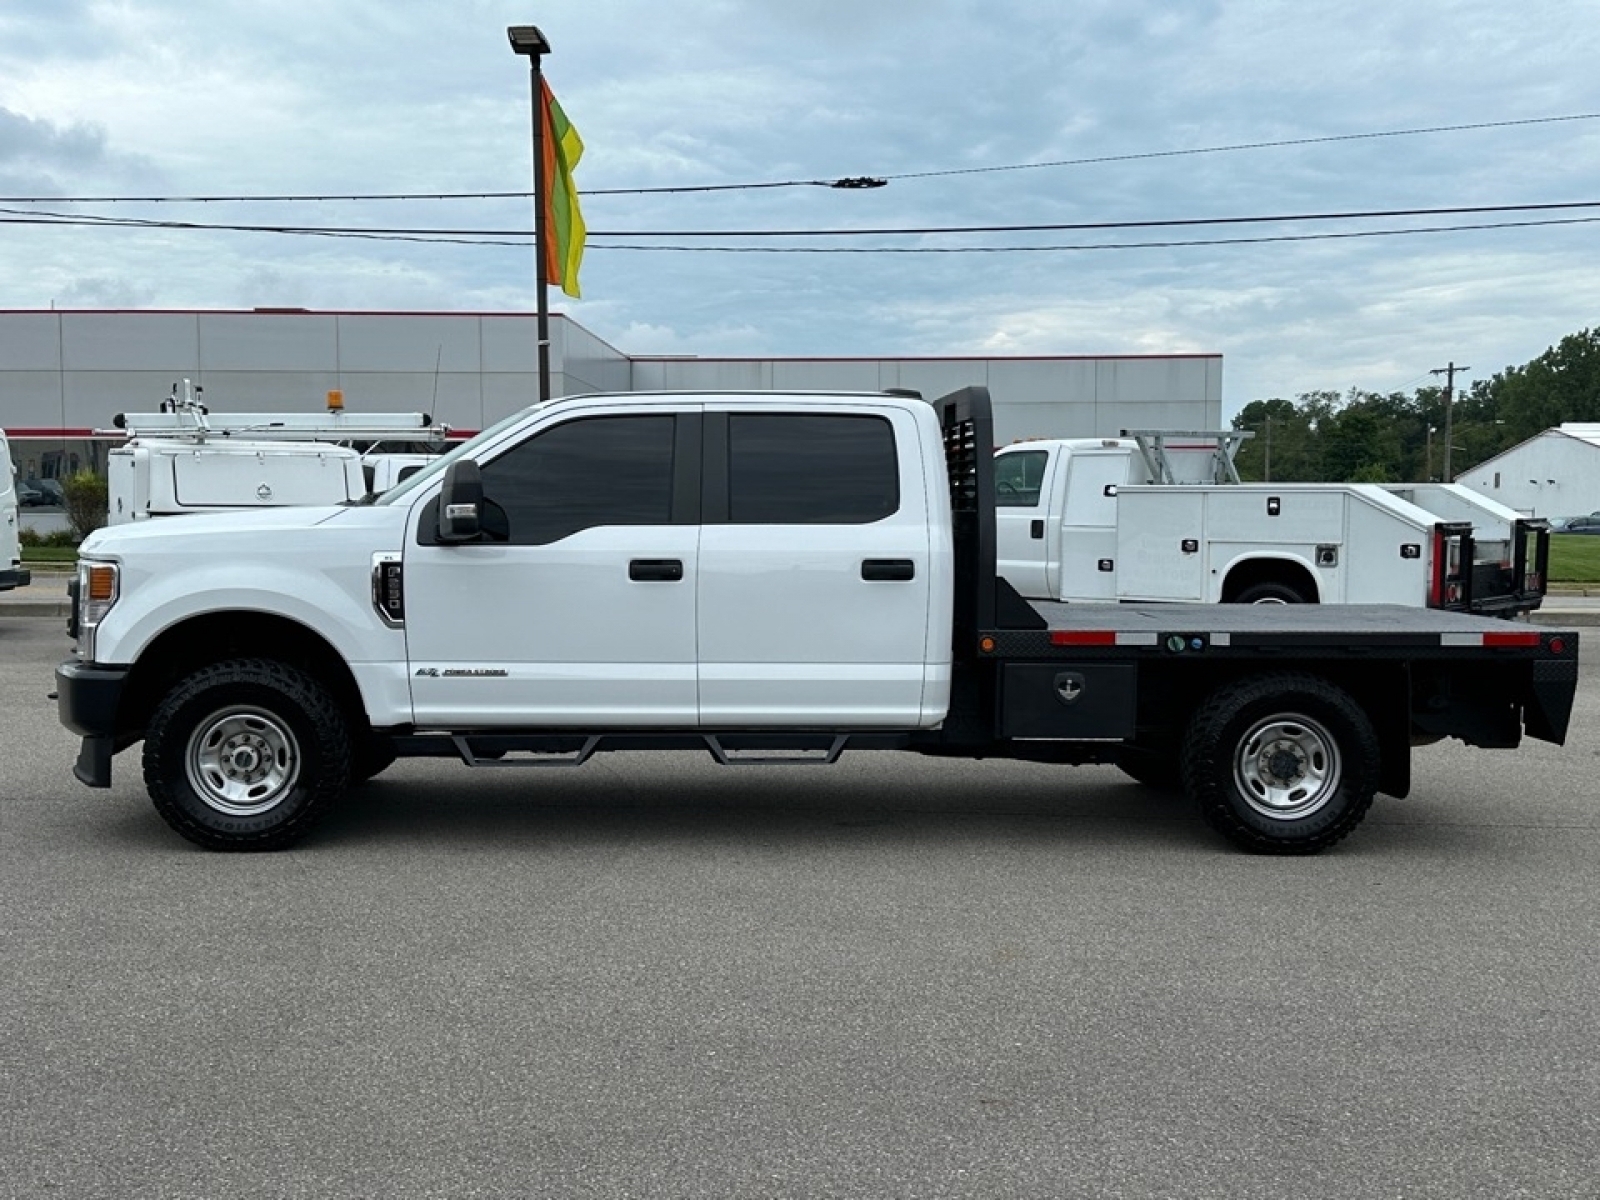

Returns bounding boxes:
[102,380,450,445]
[1119,428,1254,485]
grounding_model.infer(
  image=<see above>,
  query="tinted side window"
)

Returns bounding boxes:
[995,450,1047,507]
[483,414,676,544]
[726,414,899,525]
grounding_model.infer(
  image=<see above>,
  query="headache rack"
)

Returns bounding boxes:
[933,385,1045,638]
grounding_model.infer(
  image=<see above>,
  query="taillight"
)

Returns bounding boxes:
[1428,528,1463,607]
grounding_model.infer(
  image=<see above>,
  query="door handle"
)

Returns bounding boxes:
[1030,519,1044,539]
[629,559,684,582]
[861,559,915,581]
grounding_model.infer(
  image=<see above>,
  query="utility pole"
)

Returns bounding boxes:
[1430,361,1470,482]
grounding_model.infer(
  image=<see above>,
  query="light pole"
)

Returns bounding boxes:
[508,24,553,404]
[1425,425,1437,481]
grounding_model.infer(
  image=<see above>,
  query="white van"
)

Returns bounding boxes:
[1,430,32,592]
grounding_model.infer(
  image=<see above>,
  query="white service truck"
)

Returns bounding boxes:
[995,431,1549,617]
[362,452,442,497]
[104,386,450,522]
[1,430,31,592]
[56,387,1579,857]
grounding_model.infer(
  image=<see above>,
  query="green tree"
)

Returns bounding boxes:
[1483,327,1600,441]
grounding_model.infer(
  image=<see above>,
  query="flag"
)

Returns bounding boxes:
[540,77,587,298]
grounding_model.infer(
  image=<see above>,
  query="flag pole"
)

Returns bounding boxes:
[508,25,553,404]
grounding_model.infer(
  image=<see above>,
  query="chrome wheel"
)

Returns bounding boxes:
[1233,714,1340,820]
[186,705,301,817]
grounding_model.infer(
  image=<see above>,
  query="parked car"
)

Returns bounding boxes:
[16,480,45,507]
[22,478,64,506]
[1556,516,1600,535]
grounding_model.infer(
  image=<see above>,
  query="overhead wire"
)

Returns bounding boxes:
[4,199,1599,245]
[0,113,1596,205]
[587,216,1600,253]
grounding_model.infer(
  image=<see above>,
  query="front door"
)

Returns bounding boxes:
[402,404,701,727]
[994,447,1053,599]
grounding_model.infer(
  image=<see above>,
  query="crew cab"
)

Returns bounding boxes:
[56,387,1579,855]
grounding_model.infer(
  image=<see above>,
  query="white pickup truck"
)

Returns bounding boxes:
[56,387,1579,856]
[995,432,1548,616]
[1,430,31,593]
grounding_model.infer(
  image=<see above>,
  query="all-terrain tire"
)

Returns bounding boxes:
[142,659,351,851]
[1181,673,1380,854]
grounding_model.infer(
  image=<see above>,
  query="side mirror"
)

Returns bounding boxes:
[437,460,483,543]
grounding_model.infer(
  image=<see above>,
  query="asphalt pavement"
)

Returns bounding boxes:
[2,611,1597,1199]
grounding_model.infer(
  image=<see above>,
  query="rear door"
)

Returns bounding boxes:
[696,402,934,727]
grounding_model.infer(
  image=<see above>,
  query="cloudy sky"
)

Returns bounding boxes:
[1,0,1597,417]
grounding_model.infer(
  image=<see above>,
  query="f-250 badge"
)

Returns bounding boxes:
[415,668,509,677]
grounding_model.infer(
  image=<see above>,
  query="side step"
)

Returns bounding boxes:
[704,734,848,765]
[450,734,601,768]
[399,731,889,768]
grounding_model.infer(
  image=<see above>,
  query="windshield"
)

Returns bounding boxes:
[373,401,548,505]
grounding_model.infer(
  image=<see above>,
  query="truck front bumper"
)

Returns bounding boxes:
[0,566,30,590]
[56,659,131,788]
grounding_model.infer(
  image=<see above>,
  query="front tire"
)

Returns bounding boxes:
[142,659,351,851]
[1182,673,1380,854]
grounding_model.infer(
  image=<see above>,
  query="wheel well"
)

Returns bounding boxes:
[1221,558,1319,603]
[1129,661,1410,797]
[117,612,369,741]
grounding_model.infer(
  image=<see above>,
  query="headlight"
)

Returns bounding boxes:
[76,560,120,659]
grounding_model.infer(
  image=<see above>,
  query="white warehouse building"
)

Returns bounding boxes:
[0,308,1221,481]
[1455,424,1600,518]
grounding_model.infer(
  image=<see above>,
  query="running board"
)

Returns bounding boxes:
[431,731,859,769]
[451,734,601,768]
[703,734,849,765]
[386,730,916,769]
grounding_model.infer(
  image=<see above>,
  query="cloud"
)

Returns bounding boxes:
[1,0,1599,421]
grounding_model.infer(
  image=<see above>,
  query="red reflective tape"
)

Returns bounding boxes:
[1483,630,1542,648]
[1049,630,1117,646]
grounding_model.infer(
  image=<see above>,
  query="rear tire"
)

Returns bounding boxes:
[1233,580,1313,604]
[142,659,351,851]
[1182,673,1379,854]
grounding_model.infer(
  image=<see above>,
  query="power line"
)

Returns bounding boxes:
[4,209,1596,253]
[878,113,1600,183]
[589,200,1600,239]
[4,199,1599,242]
[0,112,1595,205]
[587,216,1600,253]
